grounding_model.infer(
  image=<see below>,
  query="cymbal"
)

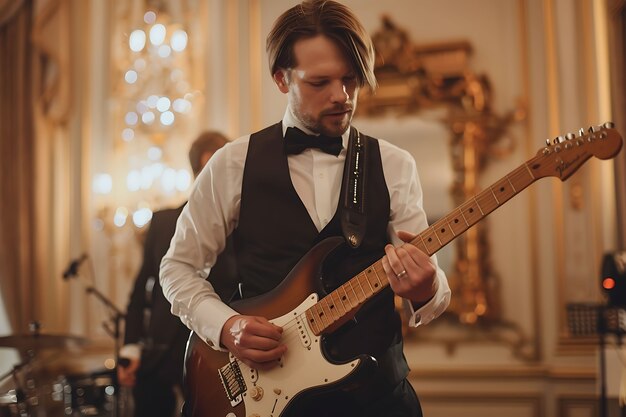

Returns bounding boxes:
[0,334,86,350]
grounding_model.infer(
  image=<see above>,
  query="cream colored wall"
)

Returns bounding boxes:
[51,0,620,416]
[197,1,618,416]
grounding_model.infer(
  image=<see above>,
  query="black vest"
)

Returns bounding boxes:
[233,122,409,387]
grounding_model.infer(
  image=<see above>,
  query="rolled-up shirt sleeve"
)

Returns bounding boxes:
[380,140,451,328]
[160,137,249,350]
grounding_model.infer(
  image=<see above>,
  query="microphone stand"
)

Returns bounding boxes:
[62,255,127,417]
[598,304,608,417]
[85,285,125,417]
[596,305,626,417]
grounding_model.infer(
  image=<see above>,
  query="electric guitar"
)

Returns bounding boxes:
[184,123,623,417]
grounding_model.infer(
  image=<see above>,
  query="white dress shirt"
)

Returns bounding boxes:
[160,108,451,350]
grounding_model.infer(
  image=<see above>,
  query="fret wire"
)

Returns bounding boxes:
[372,264,385,286]
[321,302,333,327]
[510,170,527,189]
[366,271,379,293]
[350,278,365,303]
[304,158,543,335]
[463,201,480,225]
[523,162,536,179]
[434,221,447,243]
[479,192,498,213]
[421,229,437,253]
[489,186,500,204]
[499,183,515,200]
[317,303,330,328]
[355,278,367,302]
[445,217,457,236]
[472,196,485,215]
[506,175,517,192]
[337,286,351,311]
[347,280,360,303]
[306,309,319,334]
[431,226,443,246]
[343,284,356,309]
[333,290,346,315]
[512,167,533,189]
[459,207,470,226]
[361,272,374,294]
[327,292,341,320]
[369,265,384,289]
[418,233,431,255]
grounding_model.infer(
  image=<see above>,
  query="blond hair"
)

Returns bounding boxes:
[266,0,377,90]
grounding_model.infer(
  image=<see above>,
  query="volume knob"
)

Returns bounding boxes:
[249,386,264,401]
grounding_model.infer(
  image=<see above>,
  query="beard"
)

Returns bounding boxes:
[295,103,355,137]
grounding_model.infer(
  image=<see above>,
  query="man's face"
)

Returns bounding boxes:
[275,35,359,137]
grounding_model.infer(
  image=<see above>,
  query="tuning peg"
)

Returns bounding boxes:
[579,128,585,136]
[565,132,575,140]
[588,126,596,133]
[603,121,614,129]
[545,139,551,146]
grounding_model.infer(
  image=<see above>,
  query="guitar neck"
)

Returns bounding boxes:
[305,157,540,336]
[411,160,537,255]
[305,123,623,335]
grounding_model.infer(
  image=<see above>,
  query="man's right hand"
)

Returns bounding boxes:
[220,315,287,370]
[117,357,140,387]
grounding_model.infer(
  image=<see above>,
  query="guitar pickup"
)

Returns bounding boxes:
[294,311,311,349]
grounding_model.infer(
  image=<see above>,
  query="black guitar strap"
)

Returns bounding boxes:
[340,127,368,249]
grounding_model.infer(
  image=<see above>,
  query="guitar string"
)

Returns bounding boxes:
[228,146,591,367]
[270,166,532,340]
[230,161,541,368]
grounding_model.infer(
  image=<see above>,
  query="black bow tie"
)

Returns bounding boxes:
[283,127,343,156]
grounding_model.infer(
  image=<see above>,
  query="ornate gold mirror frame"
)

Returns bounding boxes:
[358,16,534,359]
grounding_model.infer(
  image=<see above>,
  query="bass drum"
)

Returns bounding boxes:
[0,370,116,417]
[63,371,115,417]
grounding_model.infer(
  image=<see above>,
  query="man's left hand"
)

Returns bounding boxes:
[382,231,438,305]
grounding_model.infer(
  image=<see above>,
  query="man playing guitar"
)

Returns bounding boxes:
[160,2,451,416]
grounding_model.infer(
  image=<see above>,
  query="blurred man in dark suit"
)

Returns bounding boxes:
[118,131,237,417]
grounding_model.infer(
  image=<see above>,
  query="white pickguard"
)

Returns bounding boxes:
[229,293,360,417]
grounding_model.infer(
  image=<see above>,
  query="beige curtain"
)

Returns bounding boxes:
[0,0,73,335]
[0,0,37,333]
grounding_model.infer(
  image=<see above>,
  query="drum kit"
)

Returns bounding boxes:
[0,259,133,417]
[0,331,117,417]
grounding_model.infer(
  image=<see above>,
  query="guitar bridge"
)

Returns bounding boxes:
[218,360,246,406]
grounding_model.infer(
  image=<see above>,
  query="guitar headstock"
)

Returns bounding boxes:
[531,122,623,181]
